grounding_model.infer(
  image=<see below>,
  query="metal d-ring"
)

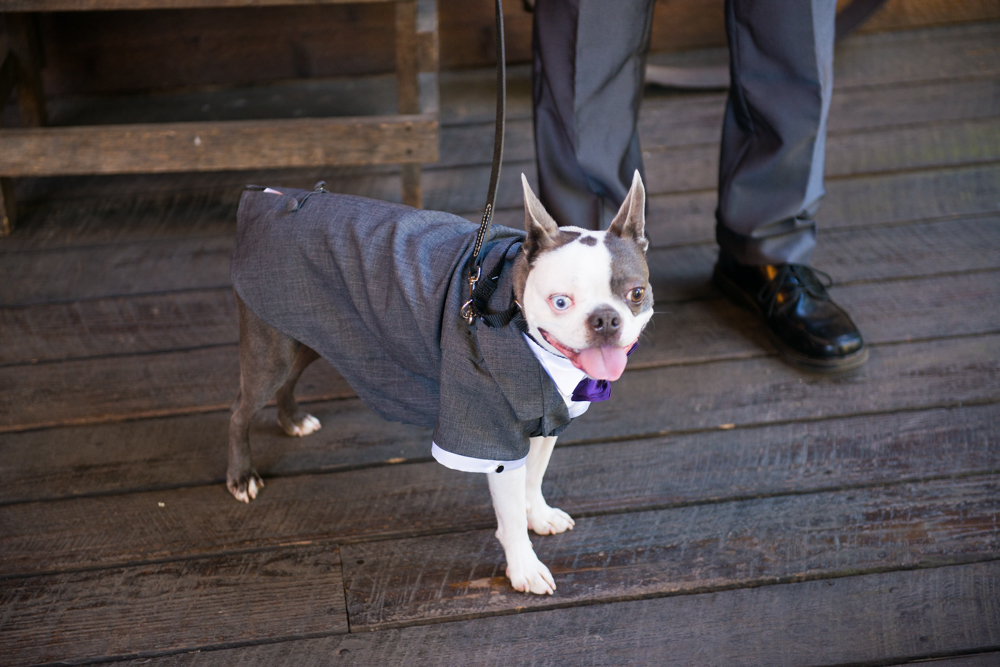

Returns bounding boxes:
[286,181,331,212]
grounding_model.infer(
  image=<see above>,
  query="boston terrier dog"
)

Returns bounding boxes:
[228,171,653,595]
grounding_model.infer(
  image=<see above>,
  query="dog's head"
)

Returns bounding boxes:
[514,171,653,381]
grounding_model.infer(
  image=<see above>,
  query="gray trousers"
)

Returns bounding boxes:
[532,0,837,265]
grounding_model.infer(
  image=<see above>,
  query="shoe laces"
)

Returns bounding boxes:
[756,264,834,318]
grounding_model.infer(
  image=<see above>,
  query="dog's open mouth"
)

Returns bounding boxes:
[539,329,635,381]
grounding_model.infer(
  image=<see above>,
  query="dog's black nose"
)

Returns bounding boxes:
[588,308,621,334]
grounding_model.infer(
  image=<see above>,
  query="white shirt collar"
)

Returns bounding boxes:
[523,333,591,417]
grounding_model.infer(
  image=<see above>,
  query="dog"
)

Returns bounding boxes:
[227,171,653,595]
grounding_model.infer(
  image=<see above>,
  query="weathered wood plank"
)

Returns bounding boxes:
[0,388,995,575]
[0,398,431,504]
[464,161,1000,240]
[0,235,236,306]
[447,57,999,133]
[644,214,1000,301]
[441,96,1000,184]
[645,76,1000,147]
[0,545,347,667]
[833,21,1000,88]
[645,163,1000,249]
[89,562,1000,667]
[341,476,1000,629]
[0,288,239,365]
[630,269,1000,370]
[5,156,993,261]
[1,171,385,252]
[0,115,438,176]
[644,116,1000,196]
[4,260,997,372]
[860,0,1000,35]
[0,345,353,433]
[8,181,998,307]
[575,334,1000,444]
[646,22,1000,91]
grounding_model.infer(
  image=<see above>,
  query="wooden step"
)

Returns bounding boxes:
[1,380,996,575]
[341,475,1000,629]
[0,545,346,667]
[66,562,1000,667]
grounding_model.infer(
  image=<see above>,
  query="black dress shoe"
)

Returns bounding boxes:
[712,252,868,373]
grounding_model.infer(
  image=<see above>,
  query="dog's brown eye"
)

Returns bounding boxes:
[629,286,645,303]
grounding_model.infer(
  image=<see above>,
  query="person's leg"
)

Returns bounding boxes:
[715,0,835,264]
[532,0,654,230]
[713,0,867,372]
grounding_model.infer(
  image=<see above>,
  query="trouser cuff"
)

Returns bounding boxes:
[716,215,817,266]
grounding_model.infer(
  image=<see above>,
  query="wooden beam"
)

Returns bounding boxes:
[395,1,419,116]
[416,0,440,116]
[0,177,14,236]
[0,115,438,176]
[0,37,16,236]
[0,41,15,110]
[395,0,422,207]
[400,162,421,208]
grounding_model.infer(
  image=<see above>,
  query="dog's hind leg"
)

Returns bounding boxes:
[228,294,298,503]
[525,436,575,535]
[276,345,322,437]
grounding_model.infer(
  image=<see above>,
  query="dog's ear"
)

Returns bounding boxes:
[608,170,648,252]
[521,174,561,259]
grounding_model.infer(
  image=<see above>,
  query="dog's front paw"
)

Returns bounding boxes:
[504,541,556,595]
[279,412,322,437]
[227,470,264,503]
[527,500,575,535]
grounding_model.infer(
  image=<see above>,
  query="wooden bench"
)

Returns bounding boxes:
[0,0,440,236]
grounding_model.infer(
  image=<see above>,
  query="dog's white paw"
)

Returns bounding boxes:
[504,541,556,595]
[280,412,322,437]
[527,501,575,535]
[228,471,264,503]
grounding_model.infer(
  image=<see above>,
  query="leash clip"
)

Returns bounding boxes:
[461,265,482,325]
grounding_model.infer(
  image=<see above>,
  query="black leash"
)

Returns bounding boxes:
[461,0,507,326]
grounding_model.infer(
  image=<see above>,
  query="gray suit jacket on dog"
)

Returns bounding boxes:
[231,187,573,463]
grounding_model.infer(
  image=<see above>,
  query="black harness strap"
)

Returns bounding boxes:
[462,0,507,325]
[465,237,522,328]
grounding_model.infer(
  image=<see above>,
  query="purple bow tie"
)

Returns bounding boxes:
[571,342,637,402]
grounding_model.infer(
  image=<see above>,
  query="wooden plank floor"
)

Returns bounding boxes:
[1,21,999,667]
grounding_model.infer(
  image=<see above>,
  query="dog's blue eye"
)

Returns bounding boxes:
[550,295,572,311]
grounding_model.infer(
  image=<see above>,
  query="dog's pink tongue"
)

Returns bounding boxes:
[577,346,629,381]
